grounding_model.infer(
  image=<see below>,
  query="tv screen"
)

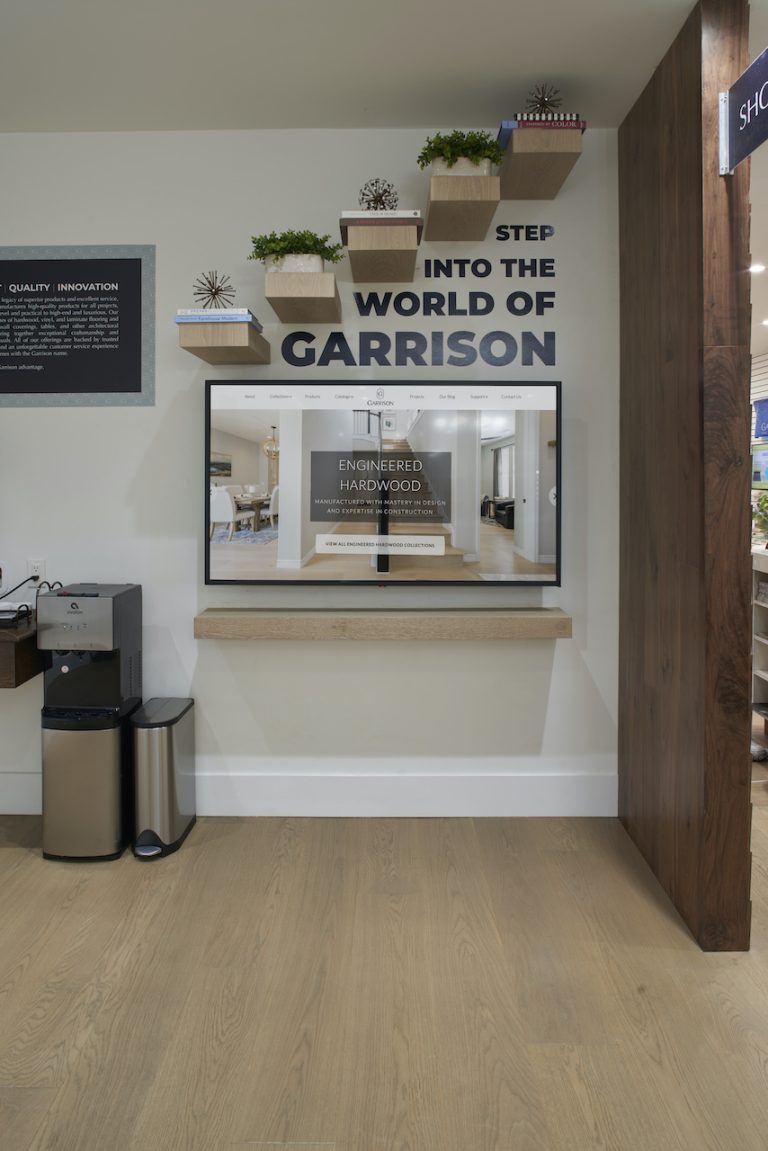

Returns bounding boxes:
[753,444,768,490]
[205,379,561,586]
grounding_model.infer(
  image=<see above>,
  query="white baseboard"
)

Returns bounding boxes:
[194,756,617,817]
[0,773,41,814]
[0,759,618,818]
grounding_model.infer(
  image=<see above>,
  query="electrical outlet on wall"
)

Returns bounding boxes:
[27,558,46,582]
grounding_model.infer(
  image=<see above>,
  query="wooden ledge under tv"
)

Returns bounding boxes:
[193,608,572,642]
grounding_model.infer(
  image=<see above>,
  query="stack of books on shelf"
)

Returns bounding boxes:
[175,308,263,331]
[340,209,421,219]
[497,114,587,150]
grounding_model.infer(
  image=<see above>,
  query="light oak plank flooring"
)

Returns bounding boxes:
[2,814,768,1149]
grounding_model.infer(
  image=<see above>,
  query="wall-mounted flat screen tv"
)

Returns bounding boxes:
[205,380,561,586]
[753,443,768,490]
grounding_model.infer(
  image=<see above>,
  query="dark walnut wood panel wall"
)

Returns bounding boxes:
[618,0,752,950]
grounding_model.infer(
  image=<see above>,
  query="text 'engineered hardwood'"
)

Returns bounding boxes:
[3,814,768,1150]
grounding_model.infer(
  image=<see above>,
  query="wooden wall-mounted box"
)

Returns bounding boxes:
[424,176,500,242]
[178,321,271,365]
[340,216,423,283]
[499,129,582,200]
[264,272,342,323]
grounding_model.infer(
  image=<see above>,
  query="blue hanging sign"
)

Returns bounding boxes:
[720,47,768,174]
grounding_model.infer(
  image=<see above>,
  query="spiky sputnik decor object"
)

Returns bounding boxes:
[525,84,562,116]
[359,178,399,211]
[192,270,236,309]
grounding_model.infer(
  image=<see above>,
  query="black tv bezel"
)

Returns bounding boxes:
[205,379,562,588]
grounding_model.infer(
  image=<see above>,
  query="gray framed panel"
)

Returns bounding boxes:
[0,244,155,407]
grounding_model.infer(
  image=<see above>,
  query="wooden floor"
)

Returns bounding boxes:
[210,519,555,582]
[3,813,768,1149]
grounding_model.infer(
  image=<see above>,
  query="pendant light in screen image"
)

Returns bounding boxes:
[263,424,279,491]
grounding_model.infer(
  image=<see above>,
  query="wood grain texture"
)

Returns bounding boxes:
[618,0,751,949]
[4,814,768,1149]
[264,272,342,323]
[346,225,419,283]
[193,607,573,641]
[499,129,582,200]
[178,321,271,365]
[424,175,500,242]
[0,623,44,690]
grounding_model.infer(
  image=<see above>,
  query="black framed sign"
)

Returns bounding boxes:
[0,244,155,406]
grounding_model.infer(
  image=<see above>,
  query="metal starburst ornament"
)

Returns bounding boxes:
[192,270,236,309]
[525,84,562,115]
[359,178,399,211]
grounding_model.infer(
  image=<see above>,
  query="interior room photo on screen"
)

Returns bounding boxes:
[205,380,561,587]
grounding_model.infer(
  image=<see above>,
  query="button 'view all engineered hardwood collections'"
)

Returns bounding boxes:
[4,813,768,1149]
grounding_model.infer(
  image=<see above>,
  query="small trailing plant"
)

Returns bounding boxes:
[417,129,503,170]
[248,229,343,264]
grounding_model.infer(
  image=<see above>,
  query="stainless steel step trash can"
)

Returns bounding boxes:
[42,708,137,861]
[132,697,195,859]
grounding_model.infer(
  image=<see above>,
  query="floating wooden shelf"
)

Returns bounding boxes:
[423,175,500,242]
[340,217,423,283]
[499,129,582,200]
[194,608,572,642]
[0,620,44,689]
[177,322,271,365]
[264,271,341,323]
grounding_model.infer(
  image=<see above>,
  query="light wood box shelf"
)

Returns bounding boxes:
[264,272,342,323]
[177,322,271,365]
[340,218,423,283]
[499,129,582,200]
[423,175,500,242]
[194,608,572,642]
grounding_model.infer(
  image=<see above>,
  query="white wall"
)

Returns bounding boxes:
[209,428,261,488]
[0,127,619,815]
[300,408,354,563]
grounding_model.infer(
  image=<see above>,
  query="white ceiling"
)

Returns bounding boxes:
[1,0,767,351]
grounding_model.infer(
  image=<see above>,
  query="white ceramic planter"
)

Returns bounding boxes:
[432,157,493,176]
[266,253,324,274]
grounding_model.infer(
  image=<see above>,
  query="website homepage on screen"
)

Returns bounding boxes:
[206,380,560,586]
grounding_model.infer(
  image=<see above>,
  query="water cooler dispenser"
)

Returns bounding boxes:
[37,583,142,861]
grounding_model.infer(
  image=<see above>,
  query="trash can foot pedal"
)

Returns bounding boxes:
[133,817,196,860]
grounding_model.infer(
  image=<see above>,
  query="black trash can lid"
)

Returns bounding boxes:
[131,697,194,728]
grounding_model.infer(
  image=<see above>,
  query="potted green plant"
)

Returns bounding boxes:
[417,130,503,176]
[248,229,343,274]
[753,491,768,545]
